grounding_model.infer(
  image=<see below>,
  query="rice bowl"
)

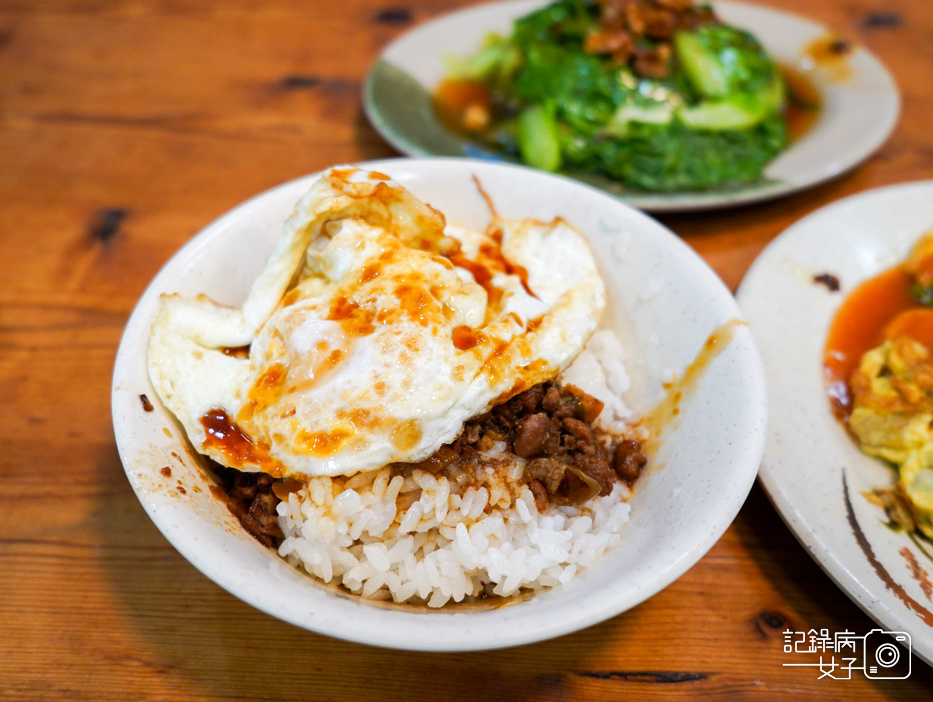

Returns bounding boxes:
[112,158,767,650]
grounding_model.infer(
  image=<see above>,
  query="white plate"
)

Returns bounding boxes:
[737,181,933,667]
[113,157,767,650]
[363,0,899,212]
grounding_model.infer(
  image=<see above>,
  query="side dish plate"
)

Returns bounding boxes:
[113,158,767,650]
[738,181,933,667]
[363,0,899,212]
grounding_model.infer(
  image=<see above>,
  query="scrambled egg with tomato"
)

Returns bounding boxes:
[848,234,933,540]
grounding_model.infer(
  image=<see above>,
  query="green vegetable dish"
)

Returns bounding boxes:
[435,0,805,192]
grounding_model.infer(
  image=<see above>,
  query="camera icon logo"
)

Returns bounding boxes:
[863,629,911,679]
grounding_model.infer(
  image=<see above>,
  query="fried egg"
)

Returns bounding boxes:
[148,168,605,478]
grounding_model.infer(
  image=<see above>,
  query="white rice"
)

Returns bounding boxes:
[276,329,639,607]
[561,329,635,432]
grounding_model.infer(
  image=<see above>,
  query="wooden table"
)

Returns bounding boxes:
[2,0,932,699]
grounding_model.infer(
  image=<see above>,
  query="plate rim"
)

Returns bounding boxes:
[362,0,900,213]
[737,179,933,667]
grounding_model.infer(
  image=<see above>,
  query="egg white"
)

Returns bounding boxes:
[148,168,605,478]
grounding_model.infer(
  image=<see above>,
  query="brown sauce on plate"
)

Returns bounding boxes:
[434,66,823,152]
[801,33,854,81]
[433,79,493,134]
[780,64,821,141]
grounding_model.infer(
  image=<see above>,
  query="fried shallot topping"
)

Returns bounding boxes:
[585,0,716,77]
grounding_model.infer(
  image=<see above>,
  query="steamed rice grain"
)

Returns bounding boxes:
[279,472,631,606]
[276,330,640,607]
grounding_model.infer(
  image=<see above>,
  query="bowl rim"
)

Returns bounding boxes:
[112,156,767,650]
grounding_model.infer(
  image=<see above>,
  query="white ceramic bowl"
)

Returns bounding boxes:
[112,157,767,650]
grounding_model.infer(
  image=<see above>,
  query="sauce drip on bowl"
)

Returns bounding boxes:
[641,318,746,455]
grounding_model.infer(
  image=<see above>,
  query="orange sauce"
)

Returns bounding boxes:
[281,288,301,307]
[250,364,286,405]
[496,253,533,297]
[448,251,505,308]
[329,167,359,180]
[327,296,376,336]
[361,263,381,282]
[915,251,933,286]
[433,78,492,133]
[780,64,821,141]
[297,427,353,456]
[343,407,379,431]
[237,363,288,424]
[394,283,433,325]
[448,241,534,305]
[823,267,921,419]
[222,345,251,358]
[452,324,481,351]
[802,33,854,81]
[200,408,284,477]
[884,309,933,350]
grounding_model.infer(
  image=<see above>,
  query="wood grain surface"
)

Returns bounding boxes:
[2,0,932,699]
